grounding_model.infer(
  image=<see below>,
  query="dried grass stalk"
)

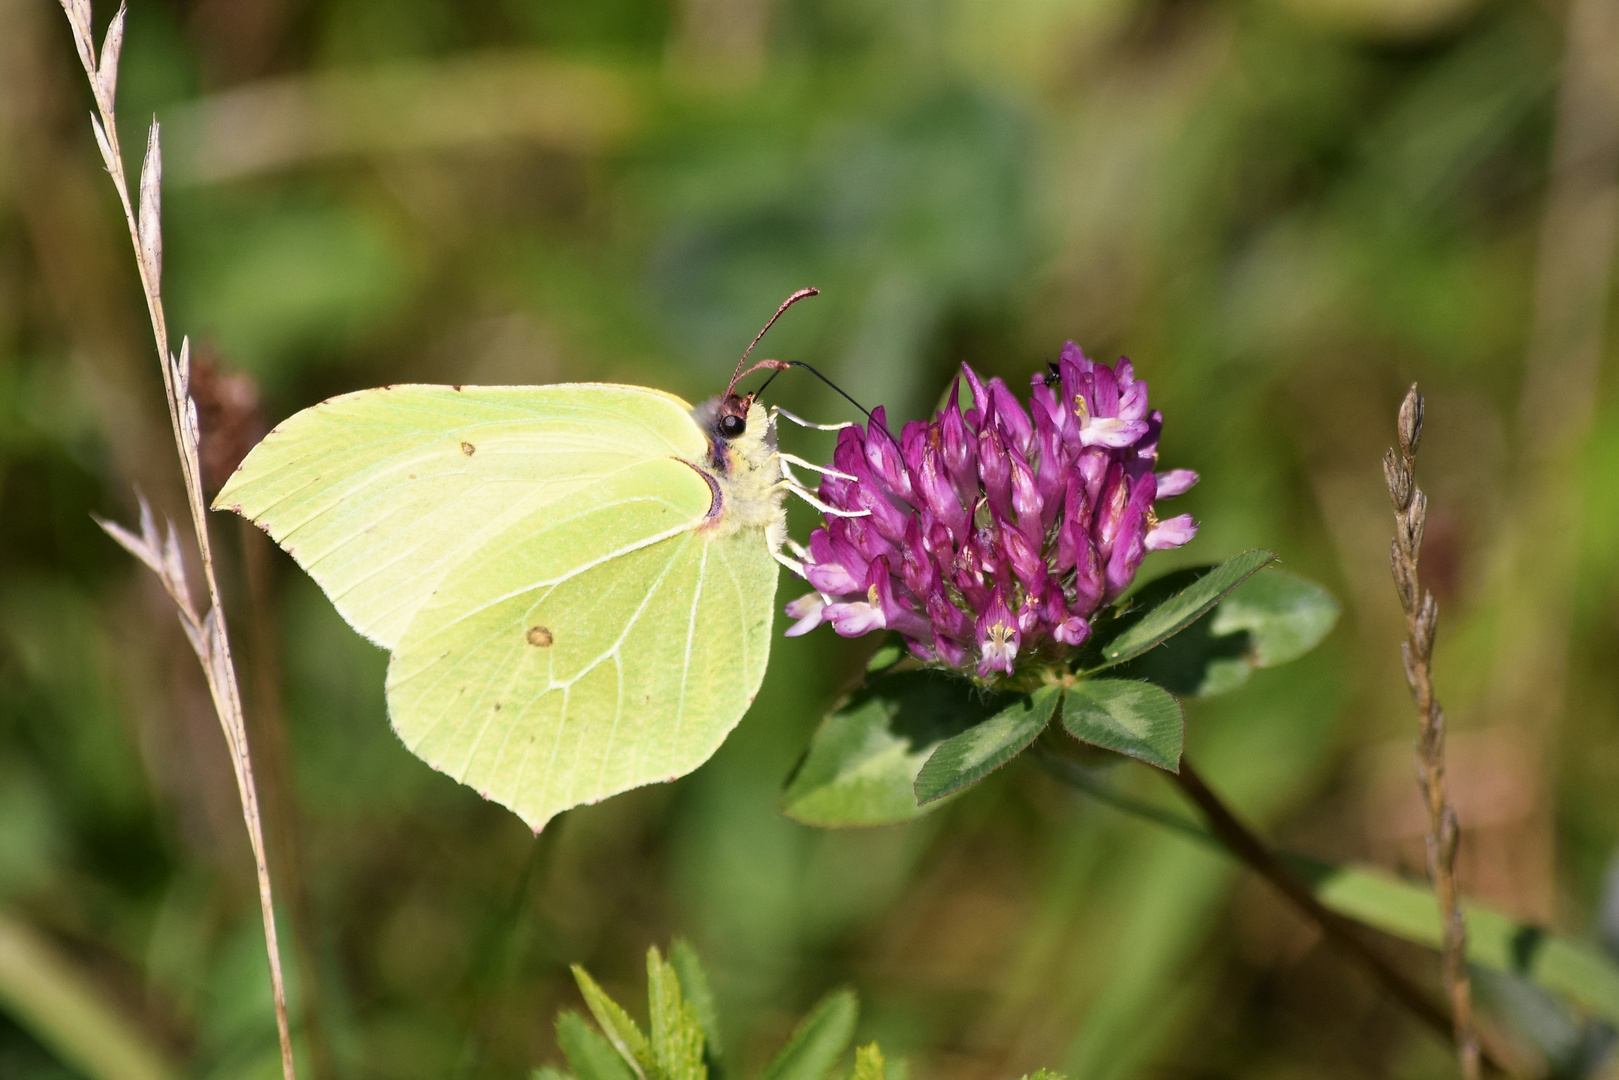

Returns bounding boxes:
[1386,385,1479,1080]
[56,3,298,1078]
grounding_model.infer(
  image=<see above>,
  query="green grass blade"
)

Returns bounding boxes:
[914,685,1060,804]
[1304,862,1619,1023]
[0,912,178,1080]
[757,988,858,1080]
[1055,765,1619,1024]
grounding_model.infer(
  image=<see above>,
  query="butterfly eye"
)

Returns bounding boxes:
[720,414,746,438]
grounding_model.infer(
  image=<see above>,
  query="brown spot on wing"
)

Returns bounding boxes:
[460,442,475,456]
[526,626,554,648]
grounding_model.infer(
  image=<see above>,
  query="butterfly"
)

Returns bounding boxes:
[214,289,861,832]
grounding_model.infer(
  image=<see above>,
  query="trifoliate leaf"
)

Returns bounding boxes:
[914,685,1060,805]
[1089,550,1276,669]
[782,670,999,827]
[1114,569,1339,696]
[1060,680,1184,772]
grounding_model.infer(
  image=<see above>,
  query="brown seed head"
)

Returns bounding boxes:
[1384,448,1412,511]
[1398,384,1424,456]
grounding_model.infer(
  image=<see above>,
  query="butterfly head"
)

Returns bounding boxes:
[694,392,778,476]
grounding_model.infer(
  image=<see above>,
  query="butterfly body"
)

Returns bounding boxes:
[692,397,789,550]
[217,382,787,831]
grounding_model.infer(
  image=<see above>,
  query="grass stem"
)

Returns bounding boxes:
[1386,385,1480,1080]
[56,3,299,1077]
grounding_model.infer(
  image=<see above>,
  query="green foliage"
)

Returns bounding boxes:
[849,1044,886,1080]
[1112,569,1340,697]
[1088,551,1278,670]
[1067,764,1619,1030]
[791,559,1337,816]
[648,948,707,1080]
[756,990,859,1080]
[572,964,656,1079]
[0,914,177,1080]
[551,946,873,1080]
[1059,681,1185,773]
[669,940,725,1071]
[1306,863,1619,1024]
[781,670,998,827]
[556,1013,639,1080]
[914,685,1060,805]
[863,639,907,675]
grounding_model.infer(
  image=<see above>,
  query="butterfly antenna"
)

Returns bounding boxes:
[752,360,904,449]
[785,362,875,425]
[727,287,820,396]
[755,366,787,398]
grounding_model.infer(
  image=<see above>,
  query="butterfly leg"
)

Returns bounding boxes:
[772,406,855,431]
[765,514,808,577]
[777,479,870,518]
[777,452,856,480]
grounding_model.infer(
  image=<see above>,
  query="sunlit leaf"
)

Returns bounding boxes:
[1060,680,1184,772]
[850,1044,886,1080]
[647,947,705,1080]
[573,964,655,1080]
[914,685,1059,805]
[1113,569,1340,696]
[1088,550,1276,670]
[782,670,998,827]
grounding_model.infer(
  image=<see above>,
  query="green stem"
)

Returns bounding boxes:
[1036,750,1510,1074]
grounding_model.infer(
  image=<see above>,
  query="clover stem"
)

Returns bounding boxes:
[1166,760,1508,1074]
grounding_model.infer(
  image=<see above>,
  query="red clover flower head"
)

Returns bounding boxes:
[785,345,1199,680]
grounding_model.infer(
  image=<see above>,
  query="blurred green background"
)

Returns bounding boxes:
[1,0,1617,1076]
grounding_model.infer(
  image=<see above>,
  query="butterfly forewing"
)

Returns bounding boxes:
[214,384,709,649]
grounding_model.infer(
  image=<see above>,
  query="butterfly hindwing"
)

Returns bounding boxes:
[214,383,709,649]
[386,503,778,832]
